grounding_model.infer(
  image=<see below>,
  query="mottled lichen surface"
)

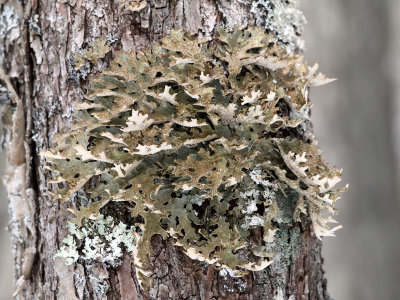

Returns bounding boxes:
[43,27,346,289]
[251,0,306,52]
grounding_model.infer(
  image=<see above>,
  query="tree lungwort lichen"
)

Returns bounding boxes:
[43,27,346,288]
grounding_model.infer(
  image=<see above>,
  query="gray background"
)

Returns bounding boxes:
[1,0,400,299]
[302,0,400,299]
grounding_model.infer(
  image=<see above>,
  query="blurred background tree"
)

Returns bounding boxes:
[302,0,400,299]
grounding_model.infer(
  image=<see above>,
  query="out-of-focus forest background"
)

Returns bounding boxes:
[1,1,400,299]
[301,0,400,299]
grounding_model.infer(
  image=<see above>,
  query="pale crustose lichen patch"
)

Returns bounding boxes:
[55,214,136,266]
[251,0,307,52]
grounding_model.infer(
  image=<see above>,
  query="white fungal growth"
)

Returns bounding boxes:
[55,214,136,265]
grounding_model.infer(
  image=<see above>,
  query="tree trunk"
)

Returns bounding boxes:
[1,1,330,299]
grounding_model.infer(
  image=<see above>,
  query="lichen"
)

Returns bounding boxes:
[29,14,41,36]
[0,4,19,63]
[55,214,136,267]
[119,0,148,12]
[72,38,113,71]
[251,0,307,52]
[43,27,346,289]
[0,5,19,36]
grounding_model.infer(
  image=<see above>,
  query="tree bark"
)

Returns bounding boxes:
[0,1,330,299]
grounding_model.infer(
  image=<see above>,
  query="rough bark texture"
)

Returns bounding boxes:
[0,1,329,299]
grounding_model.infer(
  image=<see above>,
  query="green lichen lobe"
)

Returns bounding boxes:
[43,27,345,288]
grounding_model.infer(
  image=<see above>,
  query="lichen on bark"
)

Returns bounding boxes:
[41,26,345,290]
[250,0,307,52]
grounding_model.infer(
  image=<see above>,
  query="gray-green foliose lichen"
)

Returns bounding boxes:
[42,27,346,289]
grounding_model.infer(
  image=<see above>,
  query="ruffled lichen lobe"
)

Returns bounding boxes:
[42,27,346,289]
